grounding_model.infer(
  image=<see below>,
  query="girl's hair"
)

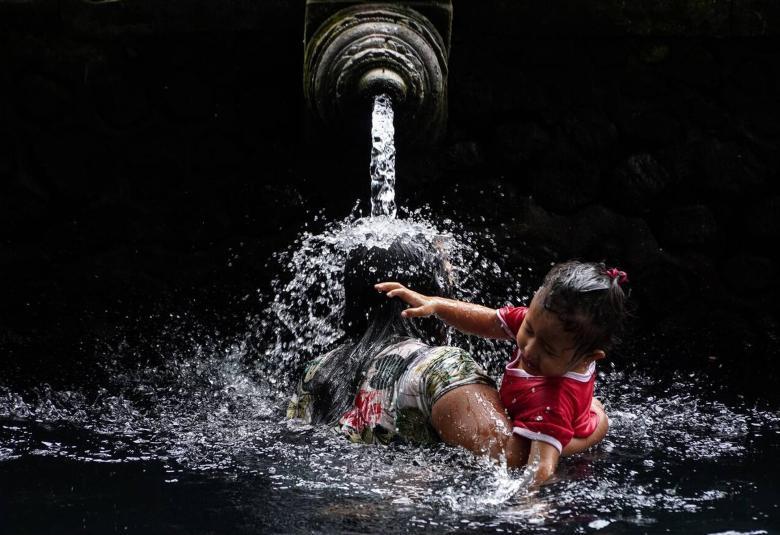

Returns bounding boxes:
[305,234,452,424]
[537,260,629,363]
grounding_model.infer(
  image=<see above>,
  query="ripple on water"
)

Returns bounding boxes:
[2,345,778,531]
[1,213,778,532]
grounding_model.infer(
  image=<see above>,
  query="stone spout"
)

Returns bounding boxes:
[304,1,452,144]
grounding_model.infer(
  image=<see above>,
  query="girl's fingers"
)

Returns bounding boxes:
[376,282,431,314]
[375,282,404,292]
[387,288,423,306]
[401,304,434,318]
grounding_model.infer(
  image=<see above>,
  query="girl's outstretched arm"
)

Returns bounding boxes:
[374,282,510,339]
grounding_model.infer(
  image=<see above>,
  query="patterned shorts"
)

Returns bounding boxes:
[287,340,495,445]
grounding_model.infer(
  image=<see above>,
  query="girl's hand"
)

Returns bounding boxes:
[374,282,439,318]
[376,283,505,338]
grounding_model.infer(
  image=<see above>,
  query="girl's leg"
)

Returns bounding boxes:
[431,384,529,469]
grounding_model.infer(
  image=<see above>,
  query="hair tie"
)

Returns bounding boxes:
[606,268,629,286]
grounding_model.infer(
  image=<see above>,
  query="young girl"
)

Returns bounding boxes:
[376,261,628,484]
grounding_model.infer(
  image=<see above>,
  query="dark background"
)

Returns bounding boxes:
[1,1,779,397]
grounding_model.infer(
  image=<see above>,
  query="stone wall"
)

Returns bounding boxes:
[1,2,779,390]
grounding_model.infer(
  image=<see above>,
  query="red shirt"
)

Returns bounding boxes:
[497,306,599,453]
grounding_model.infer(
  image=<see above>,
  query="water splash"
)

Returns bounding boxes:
[253,210,529,395]
[1,210,778,532]
[2,359,776,528]
[370,94,396,218]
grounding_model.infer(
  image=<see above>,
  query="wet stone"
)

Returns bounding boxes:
[0,243,52,274]
[449,72,494,122]
[621,63,671,99]
[445,140,484,168]
[730,57,771,95]
[563,110,618,156]
[658,204,719,249]
[569,205,627,262]
[0,188,47,230]
[697,138,767,195]
[160,71,215,122]
[633,254,693,316]
[663,44,720,90]
[743,195,780,242]
[675,251,726,300]
[609,153,671,213]
[638,43,671,64]
[735,93,780,136]
[507,196,574,257]
[493,122,551,166]
[0,133,15,182]
[529,141,601,213]
[722,255,777,292]
[90,68,151,130]
[616,104,682,148]
[489,71,550,115]
[31,128,114,202]
[570,204,661,268]
[622,217,662,267]
[16,72,76,124]
[189,131,245,174]
[683,92,731,132]
[731,6,778,37]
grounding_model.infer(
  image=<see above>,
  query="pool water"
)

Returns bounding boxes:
[2,214,778,534]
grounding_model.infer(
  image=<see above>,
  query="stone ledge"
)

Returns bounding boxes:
[1,0,778,36]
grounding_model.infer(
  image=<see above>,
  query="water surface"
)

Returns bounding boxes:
[2,214,778,534]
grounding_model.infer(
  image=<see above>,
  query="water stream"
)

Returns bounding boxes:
[370,94,396,218]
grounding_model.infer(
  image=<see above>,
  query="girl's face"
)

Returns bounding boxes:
[515,292,603,376]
